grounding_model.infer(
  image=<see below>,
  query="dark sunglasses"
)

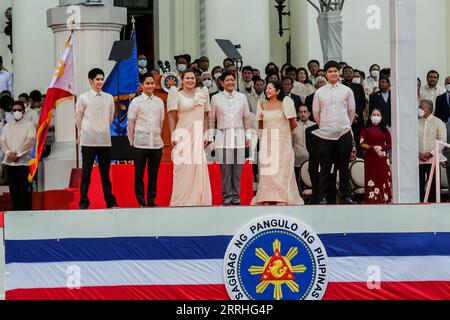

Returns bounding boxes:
[12,109,23,112]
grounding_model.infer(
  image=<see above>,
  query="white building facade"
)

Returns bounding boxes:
[0,0,448,202]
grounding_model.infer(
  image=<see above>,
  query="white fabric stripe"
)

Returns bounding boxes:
[6,259,224,291]
[6,256,450,291]
[329,256,450,282]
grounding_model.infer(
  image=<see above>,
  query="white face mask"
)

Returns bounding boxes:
[138,60,147,69]
[352,77,361,84]
[203,80,212,88]
[177,64,187,73]
[214,73,222,80]
[371,70,380,78]
[418,109,425,118]
[446,84,450,93]
[371,115,382,125]
[13,111,23,121]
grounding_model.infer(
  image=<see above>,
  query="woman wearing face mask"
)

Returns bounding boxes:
[252,81,304,206]
[363,64,381,98]
[359,107,392,204]
[0,101,36,210]
[210,66,223,94]
[201,72,214,95]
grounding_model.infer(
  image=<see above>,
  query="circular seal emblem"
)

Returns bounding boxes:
[161,72,182,93]
[223,217,328,301]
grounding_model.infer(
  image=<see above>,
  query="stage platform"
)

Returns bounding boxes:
[1,203,450,301]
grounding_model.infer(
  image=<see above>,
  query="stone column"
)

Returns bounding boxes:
[390,0,419,203]
[203,0,271,72]
[290,0,310,68]
[40,3,126,191]
[12,0,59,95]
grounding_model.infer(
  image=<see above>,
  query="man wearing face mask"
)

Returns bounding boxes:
[418,99,447,203]
[434,76,450,123]
[138,54,148,75]
[342,66,366,154]
[0,101,36,210]
[175,55,188,75]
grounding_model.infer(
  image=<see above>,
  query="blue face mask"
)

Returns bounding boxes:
[138,60,147,69]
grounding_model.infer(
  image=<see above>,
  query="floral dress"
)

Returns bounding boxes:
[360,125,392,204]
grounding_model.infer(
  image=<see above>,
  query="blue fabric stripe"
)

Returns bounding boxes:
[6,233,450,264]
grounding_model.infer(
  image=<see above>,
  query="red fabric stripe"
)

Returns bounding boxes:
[6,284,229,301]
[7,282,450,300]
[0,212,4,228]
[29,87,73,182]
[323,282,450,300]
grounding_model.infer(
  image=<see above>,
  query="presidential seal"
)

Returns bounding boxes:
[223,217,328,300]
[161,72,182,93]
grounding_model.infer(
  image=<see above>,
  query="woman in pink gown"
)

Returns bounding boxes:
[252,81,304,206]
[167,70,212,206]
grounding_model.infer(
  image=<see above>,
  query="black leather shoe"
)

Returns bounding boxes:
[79,204,89,210]
[342,197,357,205]
[107,203,119,209]
[319,199,328,205]
[148,202,158,208]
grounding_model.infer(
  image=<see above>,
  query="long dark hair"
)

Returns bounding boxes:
[366,107,387,132]
[297,67,311,85]
[265,80,285,102]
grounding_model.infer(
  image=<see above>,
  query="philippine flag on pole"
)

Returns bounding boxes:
[28,33,76,182]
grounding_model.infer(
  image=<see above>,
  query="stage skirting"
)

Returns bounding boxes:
[68,163,254,209]
[3,205,450,300]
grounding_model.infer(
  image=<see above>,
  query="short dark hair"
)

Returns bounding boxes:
[11,101,25,112]
[253,77,265,85]
[427,70,439,78]
[29,90,42,102]
[88,68,105,80]
[324,61,340,72]
[343,65,354,73]
[285,67,297,75]
[266,80,285,102]
[265,62,280,76]
[175,55,188,64]
[18,93,29,101]
[242,66,253,73]
[221,71,236,82]
[265,72,280,83]
[0,95,13,111]
[281,77,294,85]
[308,60,320,67]
[223,58,234,66]
[139,72,155,83]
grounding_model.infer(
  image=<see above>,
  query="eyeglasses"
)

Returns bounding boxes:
[12,109,23,112]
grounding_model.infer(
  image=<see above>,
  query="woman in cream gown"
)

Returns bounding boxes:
[252,81,304,206]
[167,70,212,206]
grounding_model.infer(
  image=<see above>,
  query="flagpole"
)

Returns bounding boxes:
[70,21,80,170]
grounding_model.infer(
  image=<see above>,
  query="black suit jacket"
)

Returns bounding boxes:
[305,93,315,122]
[369,90,392,127]
[435,92,450,123]
[286,93,302,113]
[343,82,366,120]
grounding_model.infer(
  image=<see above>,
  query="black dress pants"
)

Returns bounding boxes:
[317,132,353,202]
[80,146,117,209]
[134,147,162,206]
[419,164,436,203]
[6,165,32,211]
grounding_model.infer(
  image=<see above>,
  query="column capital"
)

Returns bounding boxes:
[47,5,127,33]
